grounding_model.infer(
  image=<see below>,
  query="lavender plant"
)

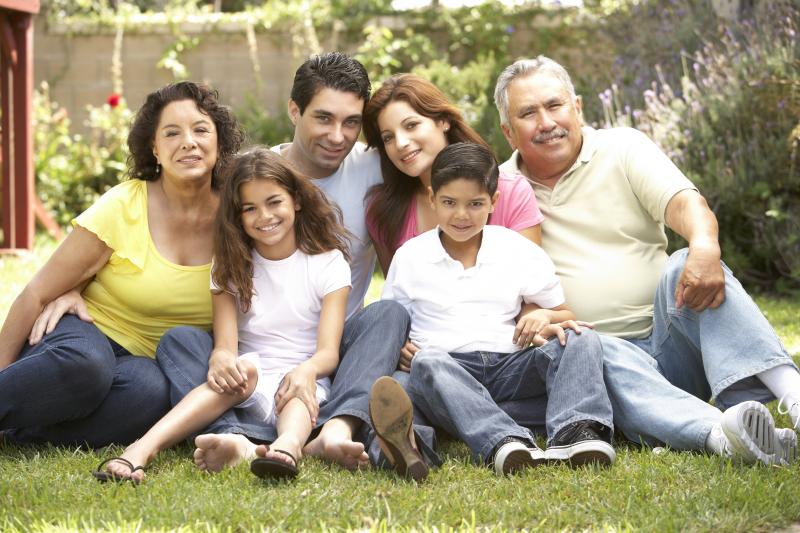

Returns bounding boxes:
[600,1,799,292]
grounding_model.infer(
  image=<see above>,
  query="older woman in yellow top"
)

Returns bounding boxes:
[0,82,244,447]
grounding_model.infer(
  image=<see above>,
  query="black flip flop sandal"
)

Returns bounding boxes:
[250,448,298,480]
[92,457,144,484]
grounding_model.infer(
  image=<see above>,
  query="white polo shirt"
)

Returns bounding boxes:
[382,225,564,354]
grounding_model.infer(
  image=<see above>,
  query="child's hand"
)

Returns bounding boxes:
[207,348,247,395]
[398,339,420,372]
[533,320,594,346]
[514,308,552,347]
[275,362,319,425]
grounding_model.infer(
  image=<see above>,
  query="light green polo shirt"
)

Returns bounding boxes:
[500,126,696,339]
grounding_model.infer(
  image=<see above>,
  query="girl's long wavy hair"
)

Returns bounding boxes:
[362,74,490,253]
[212,146,352,312]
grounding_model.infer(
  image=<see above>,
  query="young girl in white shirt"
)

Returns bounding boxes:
[93,146,351,482]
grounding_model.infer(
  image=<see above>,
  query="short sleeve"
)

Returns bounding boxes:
[315,250,352,297]
[520,243,565,309]
[490,172,545,231]
[621,129,697,223]
[71,180,148,274]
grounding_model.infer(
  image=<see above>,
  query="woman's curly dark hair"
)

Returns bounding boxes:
[126,81,245,189]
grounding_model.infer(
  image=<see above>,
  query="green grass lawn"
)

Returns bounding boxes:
[2,237,800,532]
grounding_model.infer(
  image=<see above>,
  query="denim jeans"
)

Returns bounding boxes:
[0,315,171,447]
[406,329,613,462]
[598,248,797,450]
[157,300,441,465]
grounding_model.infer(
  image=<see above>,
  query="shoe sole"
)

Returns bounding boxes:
[721,401,778,465]
[494,441,546,475]
[545,440,615,467]
[369,376,429,481]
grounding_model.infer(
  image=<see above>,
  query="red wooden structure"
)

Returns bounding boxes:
[0,0,38,253]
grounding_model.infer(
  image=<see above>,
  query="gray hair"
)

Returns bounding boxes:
[494,56,577,126]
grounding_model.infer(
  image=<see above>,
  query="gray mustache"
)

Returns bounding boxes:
[534,128,568,143]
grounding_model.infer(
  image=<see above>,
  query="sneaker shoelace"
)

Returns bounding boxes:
[777,392,800,429]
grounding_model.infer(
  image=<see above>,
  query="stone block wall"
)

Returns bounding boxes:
[34,16,308,133]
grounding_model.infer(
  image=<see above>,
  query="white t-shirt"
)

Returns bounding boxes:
[213,248,351,369]
[381,225,564,354]
[272,142,382,318]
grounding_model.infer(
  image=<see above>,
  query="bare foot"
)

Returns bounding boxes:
[103,441,152,483]
[303,420,369,470]
[194,434,257,472]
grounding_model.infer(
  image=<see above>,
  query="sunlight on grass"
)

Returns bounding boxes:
[3,236,800,530]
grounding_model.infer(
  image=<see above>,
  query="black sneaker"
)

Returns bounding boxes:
[545,420,615,467]
[490,436,546,476]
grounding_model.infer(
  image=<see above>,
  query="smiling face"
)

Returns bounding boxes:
[152,99,218,185]
[288,87,364,179]
[431,177,498,251]
[501,72,584,184]
[377,100,450,185]
[239,178,300,260]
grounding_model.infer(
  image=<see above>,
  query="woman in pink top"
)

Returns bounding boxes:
[363,74,544,274]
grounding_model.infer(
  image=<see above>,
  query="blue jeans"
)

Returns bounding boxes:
[406,329,613,462]
[600,248,797,450]
[157,301,441,465]
[0,315,170,447]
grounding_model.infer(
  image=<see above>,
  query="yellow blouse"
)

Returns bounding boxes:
[72,179,212,357]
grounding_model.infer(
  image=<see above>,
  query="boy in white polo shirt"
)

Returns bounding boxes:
[370,142,615,475]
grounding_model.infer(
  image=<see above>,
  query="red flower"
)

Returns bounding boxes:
[107,93,121,108]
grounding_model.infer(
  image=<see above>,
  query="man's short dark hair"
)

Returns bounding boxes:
[431,143,499,196]
[290,52,371,114]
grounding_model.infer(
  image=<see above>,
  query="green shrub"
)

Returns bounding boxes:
[34,83,131,226]
[235,94,295,148]
[601,1,800,293]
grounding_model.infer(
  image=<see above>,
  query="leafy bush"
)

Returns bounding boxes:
[34,83,131,226]
[235,94,294,148]
[600,1,800,293]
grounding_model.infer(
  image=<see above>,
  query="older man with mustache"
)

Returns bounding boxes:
[494,55,799,465]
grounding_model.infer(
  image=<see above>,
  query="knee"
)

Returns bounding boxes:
[155,326,212,367]
[568,328,601,349]
[362,300,410,332]
[240,359,260,399]
[43,320,116,395]
[661,248,692,288]
[410,350,449,381]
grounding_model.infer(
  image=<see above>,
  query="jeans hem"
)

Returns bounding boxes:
[710,356,797,402]
[547,414,614,447]
[317,408,370,429]
[480,431,534,464]
[694,420,716,451]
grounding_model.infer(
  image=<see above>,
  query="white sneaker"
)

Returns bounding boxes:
[492,437,546,476]
[777,392,800,429]
[775,427,798,466]
[721,401,780,465]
